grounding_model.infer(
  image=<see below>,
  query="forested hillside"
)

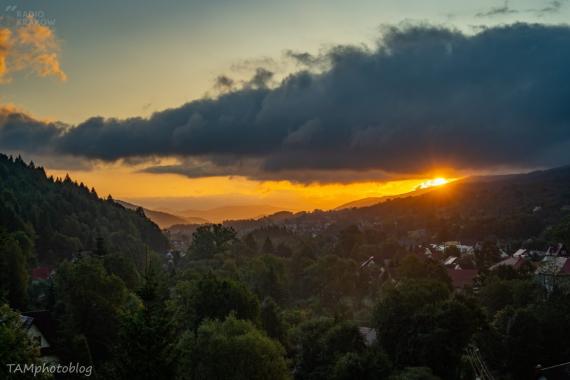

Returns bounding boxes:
[0,154,169,265]
[274,166,570,244]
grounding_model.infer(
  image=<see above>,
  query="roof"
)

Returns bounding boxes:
[490,256,527,271]
[20,315,34,329]
[443,256,458,266]
[447,269,478,289]
[513,249,527,257]
[31,266,53,281]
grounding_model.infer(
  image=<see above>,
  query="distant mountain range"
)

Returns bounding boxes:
[119,201,293,227]
[180,205,293,224]
[117,201,208,228]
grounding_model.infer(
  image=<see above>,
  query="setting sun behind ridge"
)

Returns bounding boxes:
[416,177,449,190]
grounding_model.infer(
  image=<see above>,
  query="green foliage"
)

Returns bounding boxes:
[175,314,290,380]
[474,241,501,272]
[170,273,259,331]
[262,236,275,254]
[103,253,142,290]
[484,292,570,378]
[0,304,42,380]
[54,257,135,362]
[478,277,540,316]
[109,264,174,380]
[547,215,570,247]
[292,318,371,380]
[397,255,451,289]
[332,350,391,380]
[373,280,483,378]
[243,233,258,253]
[260,297,288,345]
[189,224,236,260]
[0,155,168,265]
[305,255,358,312]
[242,255,287,303]
[389,367,441,380]
[0,230,30,309]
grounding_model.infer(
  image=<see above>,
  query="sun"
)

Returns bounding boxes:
[417,177,449,190]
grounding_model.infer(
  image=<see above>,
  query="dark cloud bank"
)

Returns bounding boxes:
[2,23,570,182]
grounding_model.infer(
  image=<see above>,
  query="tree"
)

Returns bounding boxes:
[110,262,174,380]
[189,224,236,260]
[293,318,369,380]
[0,231,29,310]
[0,304,42,380]
[175,315,290,380]
[373,280,482,377]
[243,233,258,253]
[332,350,392,380]
[244,255,287,303]
[335,225,363,258]
[305,255,358,311]
[475,241,501,272]
[389,367,441,380]
[54,257,133,362]
[95,236,108,256]
[397,255,451,289]
[547,215,570,247]
[260,297,287,345]
[262,236,275,254]
[170,273,259,331]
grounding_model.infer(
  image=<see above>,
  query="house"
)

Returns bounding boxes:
[21,311,59,363]
[535,256,570,294]
[447,269,479,291]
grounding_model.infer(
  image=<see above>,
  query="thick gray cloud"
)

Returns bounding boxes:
[2,23,570,182]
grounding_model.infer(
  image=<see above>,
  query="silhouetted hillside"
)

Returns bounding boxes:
[0,154,169,264]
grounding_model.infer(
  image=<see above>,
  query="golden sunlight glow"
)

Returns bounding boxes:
[416,177,449,190]
[46,163,451,212]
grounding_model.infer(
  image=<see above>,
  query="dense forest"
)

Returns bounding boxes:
[2,157,570,379]
[0,154,168,260]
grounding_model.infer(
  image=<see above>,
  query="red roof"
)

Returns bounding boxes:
[31,267,52,281]
[447,269,478,289]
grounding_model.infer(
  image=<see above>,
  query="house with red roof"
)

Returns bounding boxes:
[447,269,479,291]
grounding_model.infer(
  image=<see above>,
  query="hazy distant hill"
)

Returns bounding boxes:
[182,204,292,223]
[335,187,438,210]
[117,200,208,228]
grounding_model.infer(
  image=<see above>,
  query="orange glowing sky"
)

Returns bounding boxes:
[46,163,454,212]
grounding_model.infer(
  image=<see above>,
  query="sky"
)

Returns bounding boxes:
[1,0,570,212]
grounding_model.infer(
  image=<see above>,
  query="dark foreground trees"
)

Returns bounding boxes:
[373,280,484,379]
[176,315,290,380]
